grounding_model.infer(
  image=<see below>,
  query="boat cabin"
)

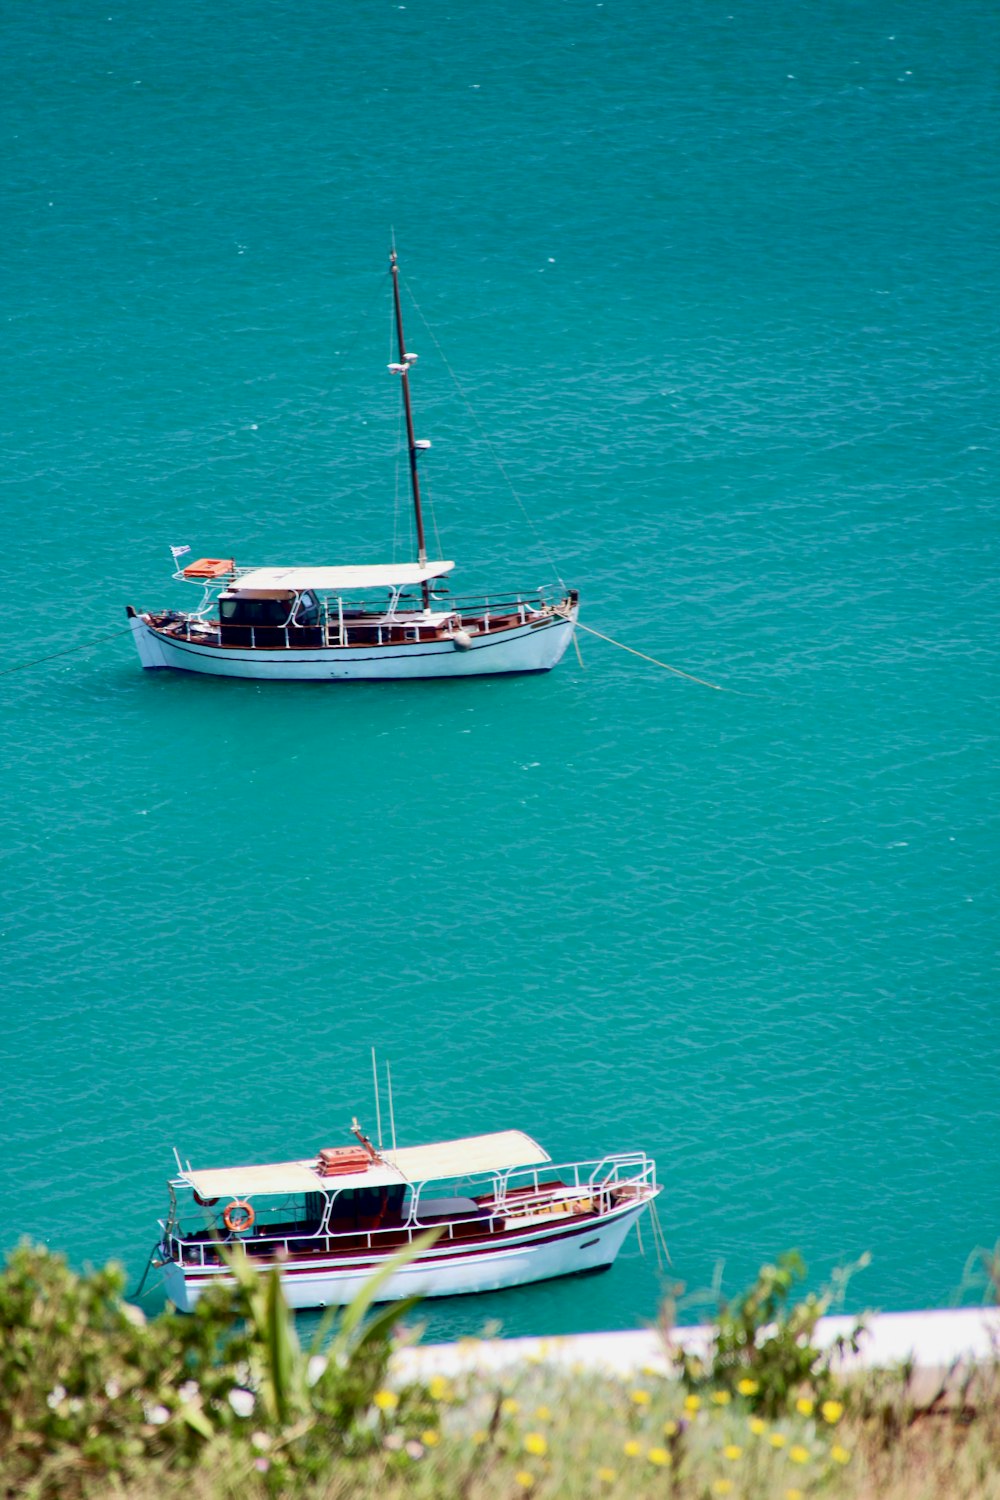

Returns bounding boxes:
[218,588,323,648]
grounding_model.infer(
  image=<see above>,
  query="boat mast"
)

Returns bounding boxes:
[389,249,430,607]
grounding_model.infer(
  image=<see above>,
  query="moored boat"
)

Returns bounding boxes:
[157,1122,660,1311]
[127,250,578,682]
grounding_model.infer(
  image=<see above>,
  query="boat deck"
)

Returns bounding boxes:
[167,1180,650,1270]
[146,598,563,652]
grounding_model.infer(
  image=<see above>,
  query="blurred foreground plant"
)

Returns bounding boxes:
[4,1240,999,1500]
[668,1250,868,1417]
[0,1233,437,1498]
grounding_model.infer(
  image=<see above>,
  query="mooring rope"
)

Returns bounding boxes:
[128,1239,163,1301]
[0,625,134,678]
[555,606,785,700]
[555,611,729,692]
[650,1199,672,1269]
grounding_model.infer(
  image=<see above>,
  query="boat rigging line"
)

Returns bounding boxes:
[370,1050,399,1153]
[400,269,568,593]
[371,1046,384,1151]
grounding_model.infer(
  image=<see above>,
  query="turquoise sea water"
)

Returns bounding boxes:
[2,0,997,1341]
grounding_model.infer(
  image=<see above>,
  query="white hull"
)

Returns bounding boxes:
[129,611,576,681]
[164,1199,648,1312]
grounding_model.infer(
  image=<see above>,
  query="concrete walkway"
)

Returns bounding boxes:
[393,1307,1000,1382]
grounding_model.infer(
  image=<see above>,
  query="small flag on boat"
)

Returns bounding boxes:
[170,544,191,560]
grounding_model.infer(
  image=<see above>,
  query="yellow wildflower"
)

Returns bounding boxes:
[524,1433,548,1458]
[795,1396,814,1417]
[711,1390,732,1406]
[373,1390,398,1412]
[648,1448,671,1466]
[831,1444,852,1465]
[630,1388,651,1407]
[421,1430,440,1447]
[501,1398,521,1416]
[663,1419,679,1437]
[737,1377,759,1396]
[683,1394,701,1413]
[769,1432,787,1449]
[789,1445,810,1464]
[712,1482,734,1497]
[623,1439,642,1458]
[749,1417,766,1436]
[786,1491,804,1500]
[596,1468,617,1484]
[428,1375,452,1402]
[723,1444,743,1460]
[821,1400,844,1425]
[472,1430,488,1445]
[534,1405,553,1421]
[514,1472,535,1491]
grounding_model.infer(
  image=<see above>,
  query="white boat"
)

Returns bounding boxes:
[157,1122,660,1311]
[127,250,578,682]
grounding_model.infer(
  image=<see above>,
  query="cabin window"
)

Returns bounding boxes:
[305,1192,327,1226]
[295,592,320,626]
[219,597,292,627]
[328,1185,405,1229]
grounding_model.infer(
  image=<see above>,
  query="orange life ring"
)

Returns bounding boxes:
[223,1199,255,1233]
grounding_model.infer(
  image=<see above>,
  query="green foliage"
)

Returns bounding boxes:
[673,1250,866,1417]
[0,1235,437,1498]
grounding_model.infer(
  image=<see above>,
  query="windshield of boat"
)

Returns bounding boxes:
[293,591,320,625]
[218,595,293,627]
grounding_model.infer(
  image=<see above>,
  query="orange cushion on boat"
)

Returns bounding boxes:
[182,557,235,579]
[316,1147,373,1177]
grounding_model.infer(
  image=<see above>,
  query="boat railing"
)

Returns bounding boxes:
[166,1214,500,1268]
[158,586,569,651]
[316,593,555,648]
[325,591,554,618]
[166,1154,656,1268]
[489,1152,655,1218]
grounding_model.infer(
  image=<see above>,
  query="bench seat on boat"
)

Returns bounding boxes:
[414,1196,484,1222]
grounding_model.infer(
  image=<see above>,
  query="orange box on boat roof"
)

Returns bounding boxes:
[316,1146,375,1177]
[182,557,234,579]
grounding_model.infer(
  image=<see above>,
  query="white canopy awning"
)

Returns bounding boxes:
[180,1158,406,1200]
[383,1130,550,1182]
[233,562,455,593]
[177,1130,550,1201]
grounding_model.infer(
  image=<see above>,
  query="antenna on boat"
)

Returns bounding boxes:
[389,245,431,609]
[386,1061,397,1152]
[371,1046,383,1150]
[172,1146,183,1173]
